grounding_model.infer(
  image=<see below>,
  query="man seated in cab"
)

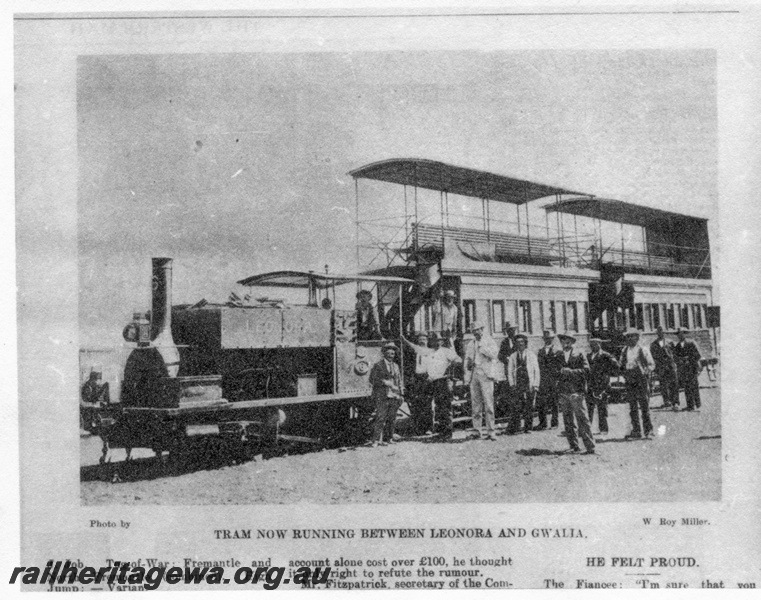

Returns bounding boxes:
[355,289,381,341]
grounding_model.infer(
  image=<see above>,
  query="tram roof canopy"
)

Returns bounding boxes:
[349,158,590,204]
[543,197,708,228]
[237,270,413,289]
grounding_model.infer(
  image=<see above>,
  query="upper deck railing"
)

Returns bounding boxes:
[410,222,711,279]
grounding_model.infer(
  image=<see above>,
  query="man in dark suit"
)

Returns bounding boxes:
[587,337,619,435]
[535,330,560,430]
[650,326,679,410]
[556,332,595,454]
[368,343,405,446]
[673,328,703,411]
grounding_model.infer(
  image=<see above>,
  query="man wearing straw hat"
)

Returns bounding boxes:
[368,342,405,446]
[465,320,500,440]
[556,332,595,454]
[535,330,560,430]
[619,328,656,439]
[506,333,540,434]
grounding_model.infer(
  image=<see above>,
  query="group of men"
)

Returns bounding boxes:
[366,317,705,453]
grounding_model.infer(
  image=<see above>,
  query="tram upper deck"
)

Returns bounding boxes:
[350,158,711,281]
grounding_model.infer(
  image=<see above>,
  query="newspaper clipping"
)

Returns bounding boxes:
[11,3,761,594]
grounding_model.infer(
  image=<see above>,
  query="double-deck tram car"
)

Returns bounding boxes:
[350,159,717,400]
[84,157,717,472]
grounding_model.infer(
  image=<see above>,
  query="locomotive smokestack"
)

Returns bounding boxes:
[150,257,180,377]
[151,257,175,343]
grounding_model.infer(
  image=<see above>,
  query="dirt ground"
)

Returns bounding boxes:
[81,378,721,505]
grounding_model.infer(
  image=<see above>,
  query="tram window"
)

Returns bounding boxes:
[518,300,532,333]
[580,301,589,332]
[680,304,690,329]
[492,301,505,334]
[692,304,703,328]
[628,308,636,328]
[615,308,626,330]
[557,301,567,332]
[549,301,557,332]
[635,303,644,330]
[666,304,676,330]
[463,300,476,332]
[650,303,660,329]
[567,301,579,332]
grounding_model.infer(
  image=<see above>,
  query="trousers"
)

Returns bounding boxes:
[470,373,495,436]
[373,396,402,442]
[625,369,652,436]
[559,392,595,451]
[587,389,609,433]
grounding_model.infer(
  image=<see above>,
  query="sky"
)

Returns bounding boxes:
[77,50,717,345]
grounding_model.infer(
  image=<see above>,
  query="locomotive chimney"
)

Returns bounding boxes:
[150,257,180,377]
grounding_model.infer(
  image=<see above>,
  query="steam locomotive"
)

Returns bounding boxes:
[91,257,413,470]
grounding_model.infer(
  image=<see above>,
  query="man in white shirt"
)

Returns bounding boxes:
[619,329,656,439]
[427,332,462,439]
[506,334,541,434]
[465,320,499,440]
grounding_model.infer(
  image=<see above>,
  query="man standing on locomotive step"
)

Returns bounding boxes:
[506,333,540,434]
[556,332,595,454]
[673,327,703,411]
[368,342,405,446]
[465,320,500,440]
[619,329,656,439]
[650,325,679,410]
[587,337,619,435]
[401,331,434,435]
[432,289,461,346]
[535,330,560,430]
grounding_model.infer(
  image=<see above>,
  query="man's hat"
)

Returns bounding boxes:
[558,332,576,343]
[444,290,456,298]
[382,342,399,352]
[676,327,688,334]
[471,320,485,331]
[356,289,372,300]
[514,333,528,343]
[589,337,605,343]
[542,329,554,339]
[428,331,441,341]
[415,331,429,339]
[504,321,516,331]
[624,328,641,338]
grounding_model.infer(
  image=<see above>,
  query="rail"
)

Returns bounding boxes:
[410,222,711,278]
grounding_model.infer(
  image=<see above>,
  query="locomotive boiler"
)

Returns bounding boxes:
[95,257,413,468]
